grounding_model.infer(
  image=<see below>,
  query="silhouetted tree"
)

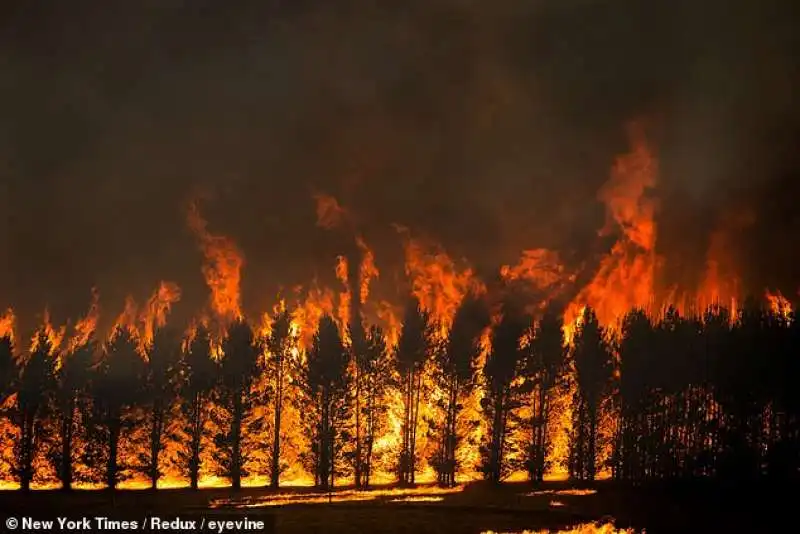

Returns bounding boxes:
[615,309,653,482]
[431,295,489,486]
[55,337,95,491]
[359,325,393,488]
[527,305,566,483]
[482,301,530,483]
[93,327,145,490]
[179,324,217,490]
[571,307,612,482]
[16,330,58,491]
[396,298,431,485]
[349,315,367,489]
[218,318,261,490]
[265,308,295,489]
[299,315,351,489]
[140,327,181,490]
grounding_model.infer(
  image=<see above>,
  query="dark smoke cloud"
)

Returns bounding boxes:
[0,0,797,334]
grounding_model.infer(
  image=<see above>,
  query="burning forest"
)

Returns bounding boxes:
[1,2,798,532]
[0,126,798,495]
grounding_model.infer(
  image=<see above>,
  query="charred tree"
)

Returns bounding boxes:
[265,308,294,489]
[571,307,613,482]
[141,328,181,490]
[396,299,430,486]
[180,324,217,490]
[218,318,261,491]
[93,327,144,490]
[16,330,57,491]
[56,337,95,491]
[482,302,529,484]
[299,316,350,490]
[432,295,489,487]
[359,325,392,488]
[526,306,566,483]
[349,317,368,488]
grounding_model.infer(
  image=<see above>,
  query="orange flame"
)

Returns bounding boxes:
[0,309,15,341]
[564,122,658,343]
[187,201,243,323]
[357,236,379,304]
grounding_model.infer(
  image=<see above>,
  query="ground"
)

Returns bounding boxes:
[0,480,789,533]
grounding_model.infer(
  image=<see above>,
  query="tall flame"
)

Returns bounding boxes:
[187,201,243,323]
[564,123,659,342]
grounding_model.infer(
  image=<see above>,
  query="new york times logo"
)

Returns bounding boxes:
[3,513,274,532]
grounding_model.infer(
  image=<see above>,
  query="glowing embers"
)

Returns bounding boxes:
[211,484,464,508]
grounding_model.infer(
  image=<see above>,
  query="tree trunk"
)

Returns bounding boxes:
[364,393,375,488]
[588,403,597,481]
[400,370,412,484]
[319,391,330,490]
[271,368,283,489]
[410,367,423,485]
[231,392,243,490]
[354,361,362,488]
[20,409,34,491]
[490,391,504,483]
[189,393,203,490]
[107,415,120,490]
[60,398,74,491]
[149,400,163,490]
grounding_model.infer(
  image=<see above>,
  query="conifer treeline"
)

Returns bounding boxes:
[0,296,798,491]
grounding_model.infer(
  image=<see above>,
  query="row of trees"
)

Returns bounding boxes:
[1,294,798,491]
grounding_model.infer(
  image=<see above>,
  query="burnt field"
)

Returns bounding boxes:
[0,480,789,534]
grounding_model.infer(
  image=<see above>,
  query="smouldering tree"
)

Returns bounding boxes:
[299,315,351,490]
[431,295,489,487]
[92,327,145,490]
[179,324,218,490]
[55,337,95,491]
[265,308,295,489]
[140,327,181,490]
[358,325,393,488]
[396,298,431,485]
[570,307,613,482]
[482,301,530,483]
[16,330,58,491]
[218,318,261,490]
[526,305,566,483]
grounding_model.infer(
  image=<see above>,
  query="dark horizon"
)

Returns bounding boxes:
[1,0,798,335]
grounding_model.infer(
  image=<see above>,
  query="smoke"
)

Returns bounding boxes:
[0,0,797,333]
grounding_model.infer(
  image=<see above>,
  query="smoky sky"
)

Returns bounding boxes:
[0,0,797,333]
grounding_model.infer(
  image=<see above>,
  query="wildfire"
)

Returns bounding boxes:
[0,119,795,494]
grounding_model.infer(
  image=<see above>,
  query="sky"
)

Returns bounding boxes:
[0,0,797,332]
